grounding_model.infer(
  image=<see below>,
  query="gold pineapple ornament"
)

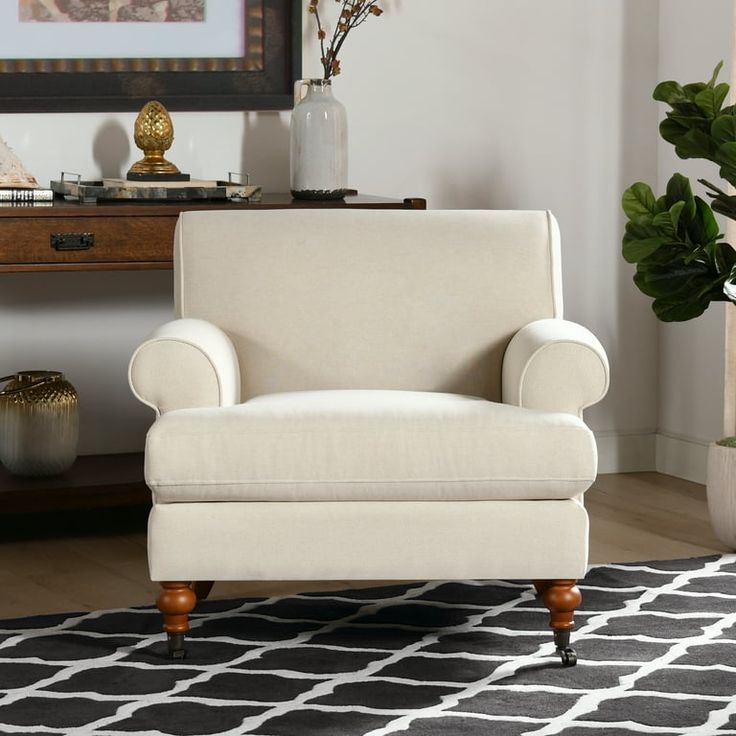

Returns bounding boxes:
[127,100,185,179]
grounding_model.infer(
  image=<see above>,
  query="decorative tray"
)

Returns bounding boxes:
[51,177,261,204]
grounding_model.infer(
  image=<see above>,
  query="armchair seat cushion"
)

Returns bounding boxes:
[146,389,597,504]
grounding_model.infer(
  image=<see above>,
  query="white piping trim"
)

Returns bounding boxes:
[129,337,223,414]
[517,338,610,416]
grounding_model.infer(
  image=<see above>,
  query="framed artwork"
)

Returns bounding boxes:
[0,0,301,112]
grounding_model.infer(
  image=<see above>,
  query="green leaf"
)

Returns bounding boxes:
[683,82,707,100]
[665,173,696,220]
[687,196,720,245]
[716,242,736,274]
[714,83,729,113]
[622,182,658,219]
[717,141,736,164]
[653,80,689,104]
[668,199,686,234]
[651,201,686,238]
[719,165,736,188]
[676,127,717,158]
[715,143,736,187]
[625,220,665,241]
[636,240,688,264]
[653,297,710,321]
[703,241,720,265]
[695,82,730,118]
[633,261,708,299]
[711,114,736,145]
[652,211,675,236]
[707,60,725,88]
[666,108,709,124]
[660,118,688,147]
[637,253,721,321]
[682,247,708,265]
[665,173,692,203]
[622,235,667,263]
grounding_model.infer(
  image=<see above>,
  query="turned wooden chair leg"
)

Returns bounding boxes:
[534,578,582,667]
[533,580,553,597]
[191,581,214,601]
[156,581,197,659]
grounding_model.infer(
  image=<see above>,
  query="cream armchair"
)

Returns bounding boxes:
[129,209,609,665]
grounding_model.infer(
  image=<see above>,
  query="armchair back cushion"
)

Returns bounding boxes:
[174,209,563,401]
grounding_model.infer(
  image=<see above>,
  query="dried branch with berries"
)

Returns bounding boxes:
[308,0,383,80]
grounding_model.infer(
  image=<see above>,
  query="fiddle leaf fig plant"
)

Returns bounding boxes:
[622,62,736,321]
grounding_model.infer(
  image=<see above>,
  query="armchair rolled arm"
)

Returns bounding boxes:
[129,318,241,415]
[502,318,609,416]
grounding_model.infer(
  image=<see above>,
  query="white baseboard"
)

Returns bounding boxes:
[655,433,710,485]
[594,431,656,474]
[594,429,713,484]
[594,430,712,482]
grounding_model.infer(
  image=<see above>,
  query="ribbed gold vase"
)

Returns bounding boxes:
[0,371,79,476]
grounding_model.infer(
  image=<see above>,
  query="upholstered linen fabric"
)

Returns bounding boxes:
[147,498,589,581]
[129,318,241,415]
[145,389,597,503]
[129,208,609,603]
[502,318,610,417]
[173,209,563,402]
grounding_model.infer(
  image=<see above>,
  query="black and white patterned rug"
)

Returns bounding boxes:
[2,555,736,735]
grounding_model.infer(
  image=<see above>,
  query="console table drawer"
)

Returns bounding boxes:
[0,216,174,268]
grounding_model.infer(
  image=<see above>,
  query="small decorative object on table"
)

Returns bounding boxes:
[127,100,189,181]
[0,371,79,477]
[0,135,53,202]
[51,172,261,204]
[291,0,384,200]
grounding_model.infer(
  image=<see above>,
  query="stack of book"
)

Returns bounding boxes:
[0,188,53,202]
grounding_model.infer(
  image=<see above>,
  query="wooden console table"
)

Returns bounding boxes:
[0,193,426,273]
[0,194,426,512]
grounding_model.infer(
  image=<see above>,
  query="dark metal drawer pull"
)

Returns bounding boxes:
[51,233,95,251]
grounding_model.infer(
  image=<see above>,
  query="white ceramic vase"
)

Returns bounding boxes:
[706,441,736,549]
[290,78,348,200]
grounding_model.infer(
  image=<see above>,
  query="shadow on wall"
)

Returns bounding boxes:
[0,271,171,314]
[0,271,174,455]
[242,112,290,193]
[92,120,131,179]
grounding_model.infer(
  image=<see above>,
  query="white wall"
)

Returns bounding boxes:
[655,0,732,482]
[0,0,661,463]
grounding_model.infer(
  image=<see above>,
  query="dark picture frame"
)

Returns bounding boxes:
[0,0,301,112]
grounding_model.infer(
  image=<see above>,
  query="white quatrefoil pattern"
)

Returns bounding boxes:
[1,555,736,735]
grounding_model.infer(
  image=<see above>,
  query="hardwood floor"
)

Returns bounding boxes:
[0,472,731,620]
[587,472,729,562]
